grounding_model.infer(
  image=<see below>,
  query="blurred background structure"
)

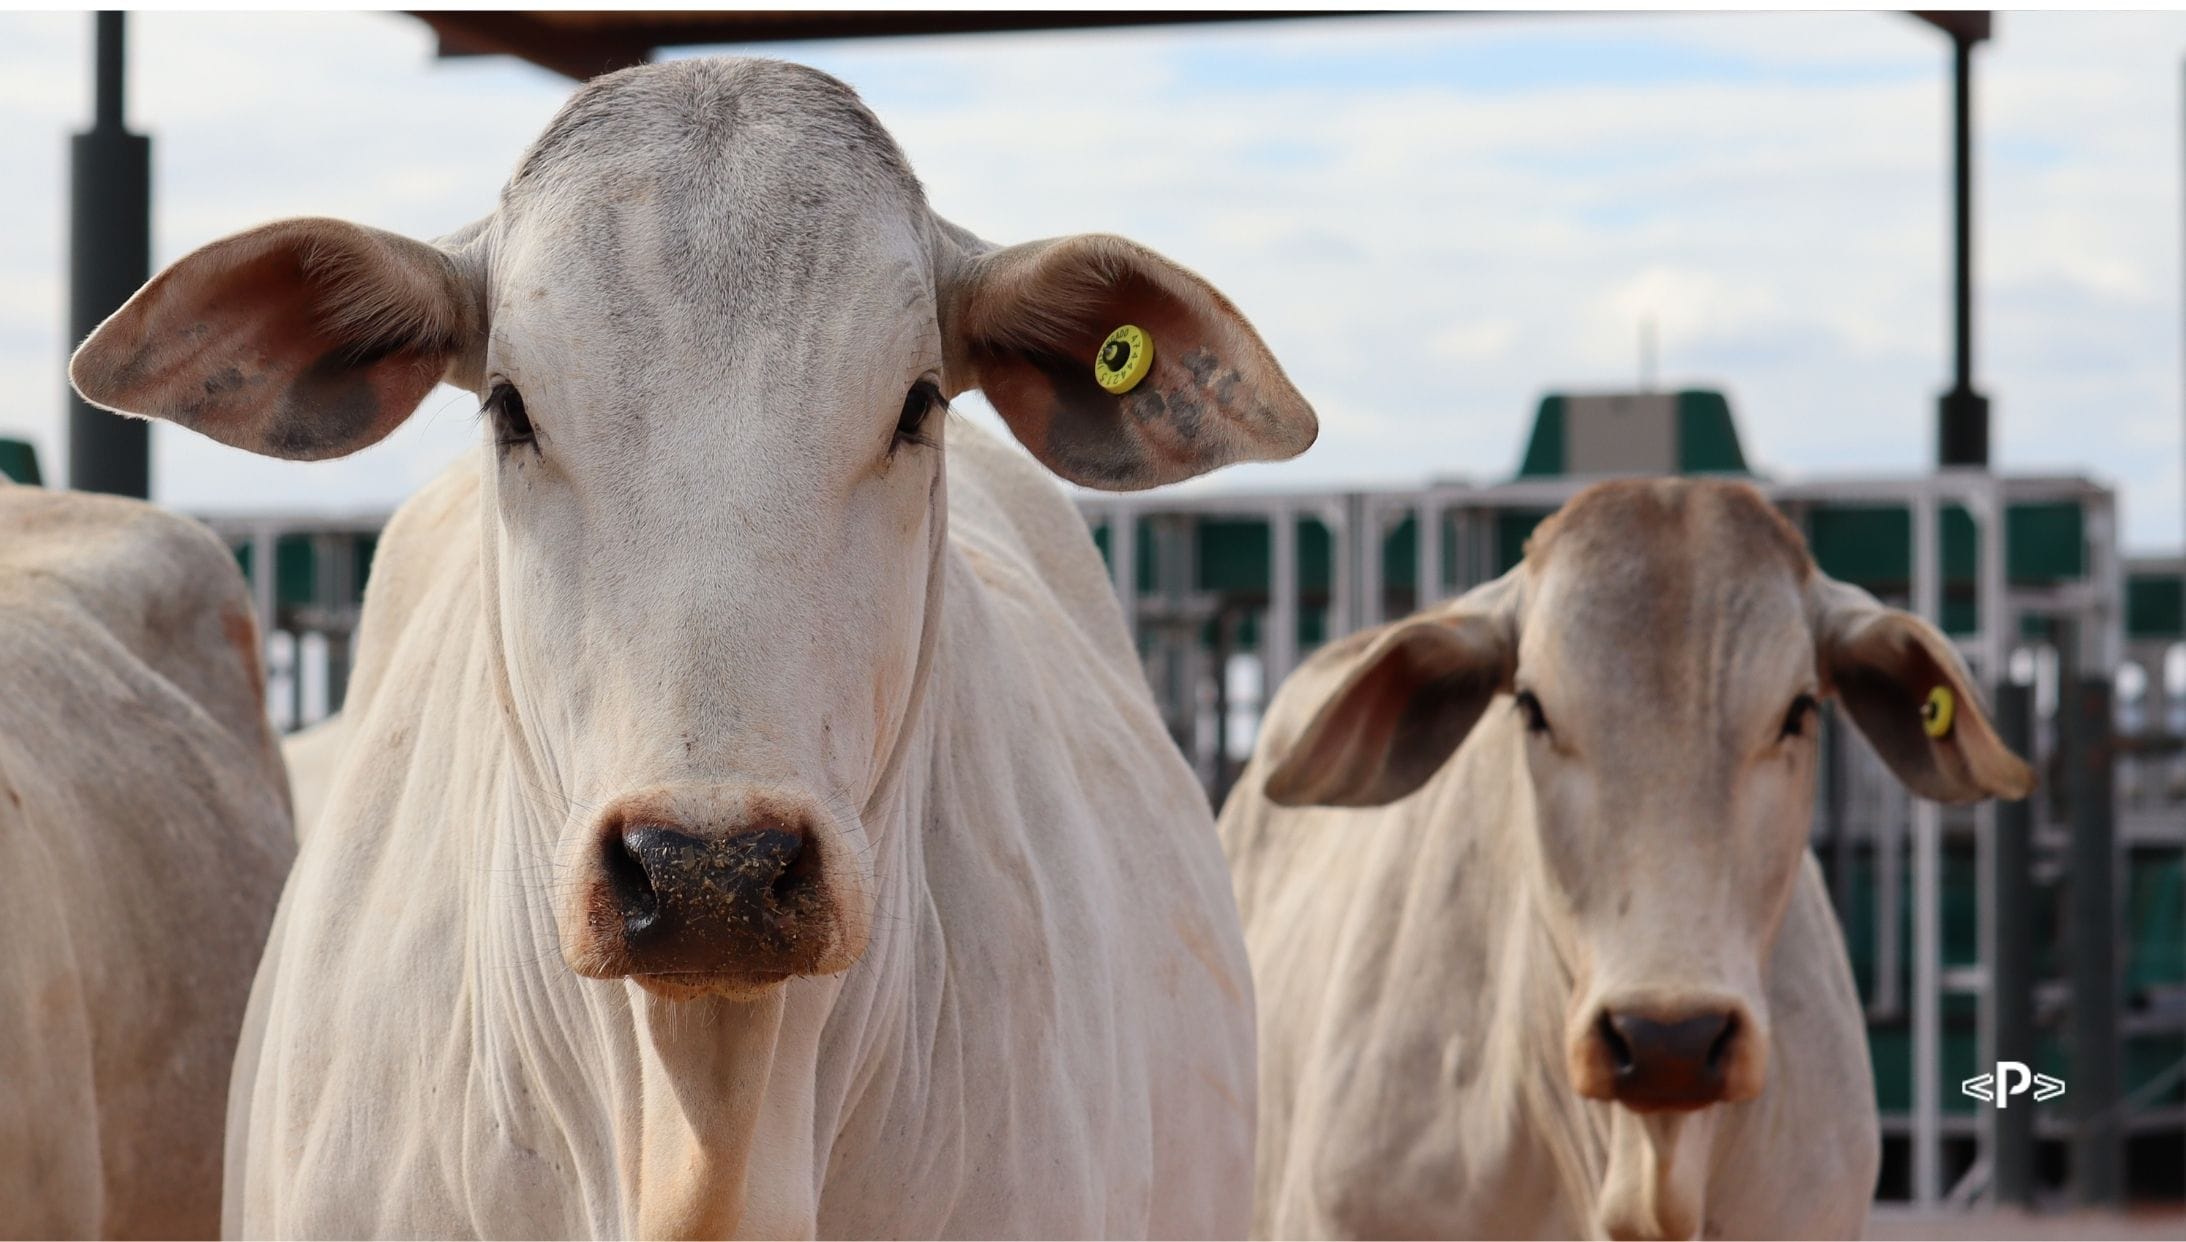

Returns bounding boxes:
[1,6,2180,1223]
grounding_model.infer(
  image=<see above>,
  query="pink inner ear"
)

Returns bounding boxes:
[973,264,1312,491]
[77,231,457,462]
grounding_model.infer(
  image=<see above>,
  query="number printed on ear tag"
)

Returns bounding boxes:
[1093,325,1154,395]
[1922,685,1955,739]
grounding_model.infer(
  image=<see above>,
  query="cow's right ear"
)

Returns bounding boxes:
[1263,574,1520,809]
[1811,576,2035,804]
[934,218,1317,492]
[70,217,487,462]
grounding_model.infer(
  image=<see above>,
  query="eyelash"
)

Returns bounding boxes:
[1514,689,1550,736]
[1508,690,1816,744]
[484,381,535,451]
[1780,693,1820,740]
[895,378,944,449]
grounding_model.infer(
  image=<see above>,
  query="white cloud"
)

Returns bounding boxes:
[0,10,2179,552]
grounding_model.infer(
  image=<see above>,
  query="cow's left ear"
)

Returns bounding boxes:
[936,223,1317,491]
[1262,572,1522,808]
[1812,577,2035,804]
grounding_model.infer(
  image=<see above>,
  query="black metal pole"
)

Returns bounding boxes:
[2065,674,2122,1206]
[67,11,151,497]
[1991,681,2036,1207]
[1938,30,1991,469]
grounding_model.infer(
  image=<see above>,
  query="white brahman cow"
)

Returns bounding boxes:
[1224,478,2033,1241]
[72,57,1314,1238]
[0,484,293,1238]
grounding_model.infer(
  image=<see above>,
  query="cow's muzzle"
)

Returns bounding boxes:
[568,789,848,997]
[1571,995,1765,1112]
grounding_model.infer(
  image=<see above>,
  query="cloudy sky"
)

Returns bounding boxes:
[2,10,2182,552]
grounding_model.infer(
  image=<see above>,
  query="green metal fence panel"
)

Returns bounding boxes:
[2127,572,2185,640]
[1195,519,1268,594]
[1496,510,1552,574]
[2128,855,2183,995]
[1385,514,1417,594]
[1518,395,1565,478]
[1807,505,1912,588]
[275,536,315,609]
[0,438,42,485]
[2005,501,2086,584]
[1300,517,1332,595]
[1089,518,1157,595]
[1675,390,1749,474]
[1798,500,2087,637]
[355,532,378,598]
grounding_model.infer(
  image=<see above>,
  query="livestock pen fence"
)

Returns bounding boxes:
[197,466,2185,1213]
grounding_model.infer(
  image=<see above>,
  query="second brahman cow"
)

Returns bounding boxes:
[1224,479,2032,1240]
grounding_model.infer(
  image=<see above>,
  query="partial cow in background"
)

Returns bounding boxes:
[73,57,1312,1238]
[1225,479,2032,1240]
[0,485,294,1239]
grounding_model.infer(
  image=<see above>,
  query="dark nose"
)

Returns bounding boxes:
[1598,1009,1740,1111]
[604,824,826,976]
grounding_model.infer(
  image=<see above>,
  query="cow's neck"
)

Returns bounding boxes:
[462,478,951,1239]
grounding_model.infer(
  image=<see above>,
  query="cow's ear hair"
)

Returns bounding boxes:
[934,220,1317,491]
[1811,576,2034,803]
[71,217,488,462]
[1262,574,1520,808]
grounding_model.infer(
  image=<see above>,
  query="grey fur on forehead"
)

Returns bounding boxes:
[506,57,925,207]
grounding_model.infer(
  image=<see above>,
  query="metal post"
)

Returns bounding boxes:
[1268,506,1298,693]
[1358,501,1385,629]
[1991,681,2037,1207]
[2066,674,2123,1206]
[1974,483,2008,1196]
[1154,513,1194,752]
[1110,506,1138,652]
[323,535,355,715]
[249,527,276,657]
[67,11,152,496]
[1910,490,1945,1206]
[1210,608,1235,803]
[1937,29,1990,469]
[1416,495,1442,609]
[1327,498,1355,641]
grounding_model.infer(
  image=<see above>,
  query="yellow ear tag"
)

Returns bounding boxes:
[1921,685,1955,739]
[1093,324,1154,395]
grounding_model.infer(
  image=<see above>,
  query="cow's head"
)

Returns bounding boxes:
[1263,480,2030,1117]
[71,59,1316,1002]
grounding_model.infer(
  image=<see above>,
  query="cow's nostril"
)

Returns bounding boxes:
[769,834,819,906]
[608,826,668,937]
[1707,1012,1740,1073]
[1598,1012,1635,1076]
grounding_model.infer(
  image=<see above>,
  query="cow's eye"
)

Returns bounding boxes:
[485,381,535,450]
[1513,689,1551,736]
[1780,693,1819,740]
[896,378,943,447]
